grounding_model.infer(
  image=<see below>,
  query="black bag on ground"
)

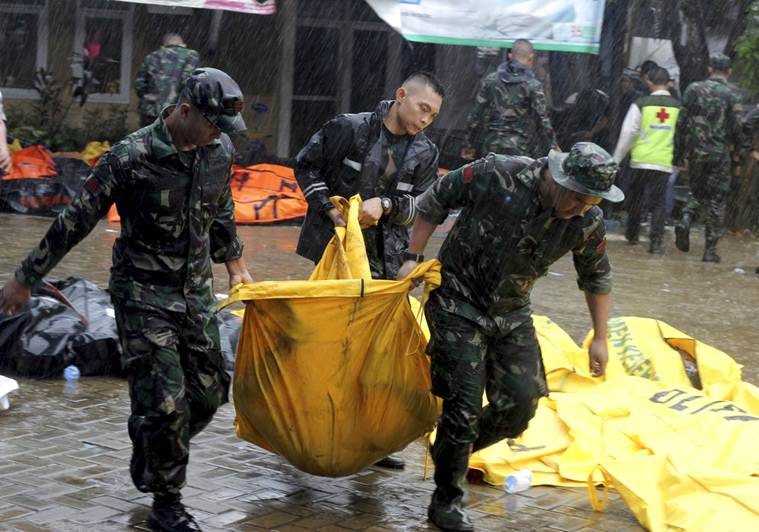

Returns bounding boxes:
[0,277,122,377]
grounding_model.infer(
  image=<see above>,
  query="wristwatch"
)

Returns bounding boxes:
[402,251,424,262]
[381,197,392,215]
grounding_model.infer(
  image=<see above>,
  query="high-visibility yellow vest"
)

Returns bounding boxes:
[631,94,681,168]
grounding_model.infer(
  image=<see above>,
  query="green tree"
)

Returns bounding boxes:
[735,0,759,93]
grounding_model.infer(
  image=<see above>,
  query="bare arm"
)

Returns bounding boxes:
[225,256,253,288]
[395,214,438,281]
[584,291,610,377]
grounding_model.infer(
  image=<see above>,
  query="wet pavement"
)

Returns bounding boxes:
[1,213,759,531]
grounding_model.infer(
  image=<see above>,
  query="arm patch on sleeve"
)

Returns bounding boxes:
[463,166,475,183]
[84,178,101,195]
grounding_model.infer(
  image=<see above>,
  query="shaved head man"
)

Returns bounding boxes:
[462,37,558,160]
[293,74,445,469]
[509,38,535,67]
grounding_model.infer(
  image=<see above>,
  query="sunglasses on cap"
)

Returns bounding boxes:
[221,97,243,116]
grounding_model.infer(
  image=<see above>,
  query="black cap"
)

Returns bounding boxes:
[181,67,247,135]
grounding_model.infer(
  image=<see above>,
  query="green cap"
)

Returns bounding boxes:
[548,142,624,203]
[709,53,731,71]
[181,67,247,135]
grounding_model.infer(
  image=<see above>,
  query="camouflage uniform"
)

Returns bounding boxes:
[674,54,743,256]
[135,44,200,126]
[15,78,245,497]
[464,60,557,158]
[416,148,614,508]
[295,100,439,280]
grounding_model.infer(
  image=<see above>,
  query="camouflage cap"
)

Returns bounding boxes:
[548,142,624,203]
[709,53,731,71]
[181,67,247,135]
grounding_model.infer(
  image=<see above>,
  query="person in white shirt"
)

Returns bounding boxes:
[612,66,681,254]
[0,90,11,174]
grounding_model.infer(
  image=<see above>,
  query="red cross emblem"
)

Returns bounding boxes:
[656,108,670,123]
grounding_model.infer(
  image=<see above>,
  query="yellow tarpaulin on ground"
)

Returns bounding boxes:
[222,192,759,528]
[222,196,441,477]
[469,316,759,531]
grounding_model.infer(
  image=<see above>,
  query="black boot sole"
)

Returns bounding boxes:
[147,510,202,532]
[428,507,474,532]
[374,457,406,470]
[428,515,475,531]
[675,226,690,252]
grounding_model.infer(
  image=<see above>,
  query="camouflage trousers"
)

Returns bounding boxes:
[482,134,531,158]
[683,158,731,243]
[425,298,547,504]
[113,298,230,496]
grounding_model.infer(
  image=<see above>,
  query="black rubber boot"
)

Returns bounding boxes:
[702,240,721,263]
[648,239,664,255]
[428,490,474,532]
[374,453,406,470]
[675,213,691,252]
[428,438,474,531]
[147,495,202,532]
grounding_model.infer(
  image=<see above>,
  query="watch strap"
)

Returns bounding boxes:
[402,251,424,262]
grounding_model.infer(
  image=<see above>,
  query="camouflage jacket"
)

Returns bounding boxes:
[15,110,243,314]
[295,100,439,279]
[673,77,743,165]
[135,45,200,120]
[464,60,557,158]
[416,154,611,336]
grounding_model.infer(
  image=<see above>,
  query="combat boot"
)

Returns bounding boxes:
[147,495,202,532]
[428,490,474,532]
[374,453,406,470]
[675,213,691,252]
[702,240,721,263]
[648,239,664,255]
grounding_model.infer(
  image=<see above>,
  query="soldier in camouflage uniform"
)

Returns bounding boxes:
[461,39,558,160]
[0,68,251,532]
[397,143,623,532]
[295,72,444,470]
[673,53,743,263]
[136,33,200,127]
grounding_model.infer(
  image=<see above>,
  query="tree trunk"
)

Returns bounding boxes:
[600,0,630,148]
[668,0,710,93]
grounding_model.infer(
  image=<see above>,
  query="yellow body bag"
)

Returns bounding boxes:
[222,196,441,476]
[467,317,759,531]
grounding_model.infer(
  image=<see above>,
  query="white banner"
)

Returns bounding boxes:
[115,0,276,15]
[365,0,605,54]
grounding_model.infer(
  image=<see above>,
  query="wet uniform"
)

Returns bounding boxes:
[295,100,439,280]
[15,109,240,497]
[674,75,742,252]
[136,44,200,126]
[416,153,612,505]
[464,60,557,158]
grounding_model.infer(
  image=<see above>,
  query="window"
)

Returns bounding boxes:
[73,0,133,103]
[0,0,48,99]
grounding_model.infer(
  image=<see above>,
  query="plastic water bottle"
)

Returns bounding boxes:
[63,365,80,381]
[63,365,80,396]
[504,468,532,494]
